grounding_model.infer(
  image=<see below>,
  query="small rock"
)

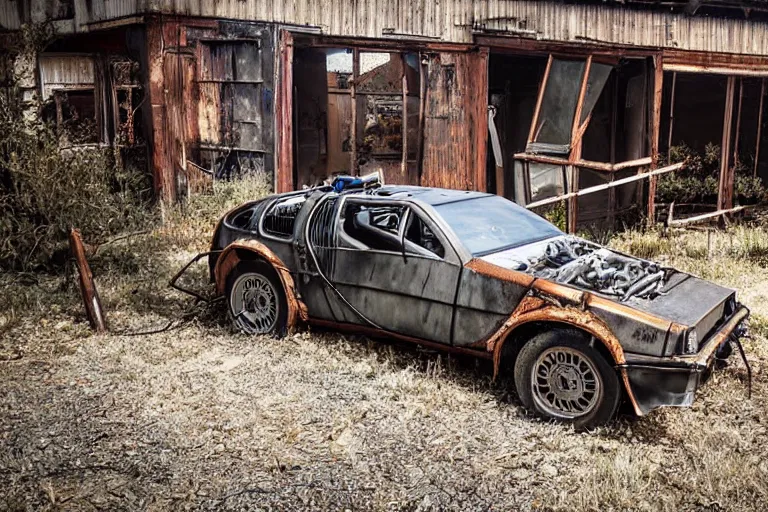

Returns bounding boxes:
[214,443,225,453]
[511,468,531,480]
[540,464,558,478]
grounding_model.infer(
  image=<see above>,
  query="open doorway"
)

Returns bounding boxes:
[292,46,422,189]
[486,53,548,198]
[657,72,768,217]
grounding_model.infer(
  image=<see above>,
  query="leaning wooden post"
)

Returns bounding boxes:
[69,229,107,333]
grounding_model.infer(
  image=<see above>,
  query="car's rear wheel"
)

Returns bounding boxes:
[225,260,288,336]
[514,329,620,429]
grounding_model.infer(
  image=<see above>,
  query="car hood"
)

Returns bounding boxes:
[480,235,735,330]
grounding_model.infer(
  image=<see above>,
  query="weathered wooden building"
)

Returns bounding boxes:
[4,0,768,230]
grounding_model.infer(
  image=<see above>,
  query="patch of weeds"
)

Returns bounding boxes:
[727,225,768,261]
[748,313,768,339]
[539,201,567,232]
[683,243,709,260]
[609,229,672,259]
[0,74,154,271]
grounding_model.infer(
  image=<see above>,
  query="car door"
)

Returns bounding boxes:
[323,197,461,344]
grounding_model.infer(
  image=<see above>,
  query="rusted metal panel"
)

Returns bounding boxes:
[197,82,221,144]
[420,49,488,191]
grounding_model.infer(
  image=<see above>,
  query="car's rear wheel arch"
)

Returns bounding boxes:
[214,242,306,331]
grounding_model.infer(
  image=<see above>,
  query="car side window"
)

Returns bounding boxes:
[405,211,445,258]
[341,202,405,252]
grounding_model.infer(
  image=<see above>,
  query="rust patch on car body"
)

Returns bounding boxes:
[485,298,642,415]
[588,295,672,331]
[214,239,308,328]
[465,256,651,414]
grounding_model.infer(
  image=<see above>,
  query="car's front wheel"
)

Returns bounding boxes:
[225,260,288,336]
[514,329,620,429]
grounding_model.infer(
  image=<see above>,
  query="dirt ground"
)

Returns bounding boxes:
[2,223,768,511]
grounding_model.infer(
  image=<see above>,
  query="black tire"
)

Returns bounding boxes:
[513,329,620,430]
[225,260,288,336]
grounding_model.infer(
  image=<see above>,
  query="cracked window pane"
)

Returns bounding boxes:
[533,59,586,148]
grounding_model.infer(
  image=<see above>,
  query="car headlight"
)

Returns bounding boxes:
[684,328,699,354]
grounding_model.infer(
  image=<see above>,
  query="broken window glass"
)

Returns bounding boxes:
[531,59,586,151]
[405,211,444,258]
[263,195,307,238]
[342,203,405,252]
[529,162,566,203]
[580,63,613,125]
[43,90,98,144]
[404,53,421,161]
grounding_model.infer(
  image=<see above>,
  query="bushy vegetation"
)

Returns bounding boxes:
[656,143,767,204]
[0,86,154,271]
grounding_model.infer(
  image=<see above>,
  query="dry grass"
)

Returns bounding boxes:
[2,206,768,510]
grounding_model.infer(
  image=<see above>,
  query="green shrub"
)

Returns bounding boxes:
[540,200,567,232]
[0,89,154,270]
[657,143,767,204]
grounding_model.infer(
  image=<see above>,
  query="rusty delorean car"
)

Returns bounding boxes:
[203,178,749,428]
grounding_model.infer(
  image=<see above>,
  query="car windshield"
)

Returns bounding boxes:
[435,195,562,256]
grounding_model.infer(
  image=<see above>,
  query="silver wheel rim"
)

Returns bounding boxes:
[531,347,603,419]
[230,273,279,334]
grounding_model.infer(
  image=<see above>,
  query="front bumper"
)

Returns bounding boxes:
[623,306,750,415]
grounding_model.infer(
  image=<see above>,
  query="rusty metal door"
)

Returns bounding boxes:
[420,49,489,191]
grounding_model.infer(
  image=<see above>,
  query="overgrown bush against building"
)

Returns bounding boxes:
[656,142,767,205]
[0,89,154,270]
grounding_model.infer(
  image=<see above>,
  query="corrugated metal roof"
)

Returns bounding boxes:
[472,1,768,55]
[5,0,768,57]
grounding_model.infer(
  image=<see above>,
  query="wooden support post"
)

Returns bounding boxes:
[755,78,765,178]
[351,48,360,175]
[276,30,294,193]
[667,72,677,165]
[567,57,592,234]
[718,76,736,211]
[69,229,107,333]
[416,53,427,185]
[734,78,744,167]
[648,55,664,225]
[401,68,408,179]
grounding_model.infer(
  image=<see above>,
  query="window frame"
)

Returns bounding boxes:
[258,191,308,243]
[335,197,454,263]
